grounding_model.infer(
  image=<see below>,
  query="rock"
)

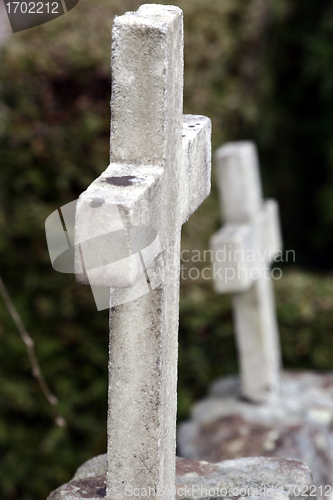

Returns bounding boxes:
[73,455,107,480]
[47,454,313,499]
[178,371,333,493]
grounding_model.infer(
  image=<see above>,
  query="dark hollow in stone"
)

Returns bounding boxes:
[90,198,105,208]
[103,176,142,186]
[96,486,106,497]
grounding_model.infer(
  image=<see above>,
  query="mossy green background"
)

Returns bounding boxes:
[1,0,333,498]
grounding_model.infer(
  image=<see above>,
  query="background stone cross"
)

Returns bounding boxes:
[74,5,211,500]
[210,141,282,403]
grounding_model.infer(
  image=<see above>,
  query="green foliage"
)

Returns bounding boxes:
[253,0,333,269]
[277,270,333,369]
[0,0,333,499]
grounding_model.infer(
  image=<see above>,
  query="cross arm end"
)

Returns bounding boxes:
[181,114,211,224]
[74,164,163,288]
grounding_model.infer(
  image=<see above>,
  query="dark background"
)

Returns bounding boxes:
[1,0,333,498]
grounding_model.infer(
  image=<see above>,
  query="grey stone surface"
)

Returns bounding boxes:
[48,454,314,500]
[73,455,107,480]
[178,370,333,495]
[74,4,211,500]
[209,141,282,403]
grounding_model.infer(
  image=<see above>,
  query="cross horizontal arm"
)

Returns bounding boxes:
[210,223,255,293]
[74,115,211,288]
[210,199,282,293]
[181,114,211,223]
[74,164,163,288]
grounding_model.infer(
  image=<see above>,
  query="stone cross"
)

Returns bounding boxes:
[74,5,211,500]
[210,142,282,403]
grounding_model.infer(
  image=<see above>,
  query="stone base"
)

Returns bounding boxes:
[177,370,333,495]
[47,454,313,499]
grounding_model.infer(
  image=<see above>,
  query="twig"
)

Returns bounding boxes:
[0,275,66,428]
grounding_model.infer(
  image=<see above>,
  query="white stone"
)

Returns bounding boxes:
[210,224,255,292]
[210,141,282,403]
[74,5,211,500]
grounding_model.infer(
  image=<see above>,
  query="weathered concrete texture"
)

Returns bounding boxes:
[47,454,313,500]
[178,370,333,494]
[75,114,210,288]
[74,5,211,500]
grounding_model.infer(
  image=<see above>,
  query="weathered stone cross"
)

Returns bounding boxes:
[75,5,211,500]
[210,142,282,403]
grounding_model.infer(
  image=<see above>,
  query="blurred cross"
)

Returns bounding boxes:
[210,142,282,403]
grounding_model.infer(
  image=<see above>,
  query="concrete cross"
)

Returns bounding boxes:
[74,5,211,500]
[210,142,282,403]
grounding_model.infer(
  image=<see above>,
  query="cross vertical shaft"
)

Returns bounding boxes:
[107,7,183,499]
